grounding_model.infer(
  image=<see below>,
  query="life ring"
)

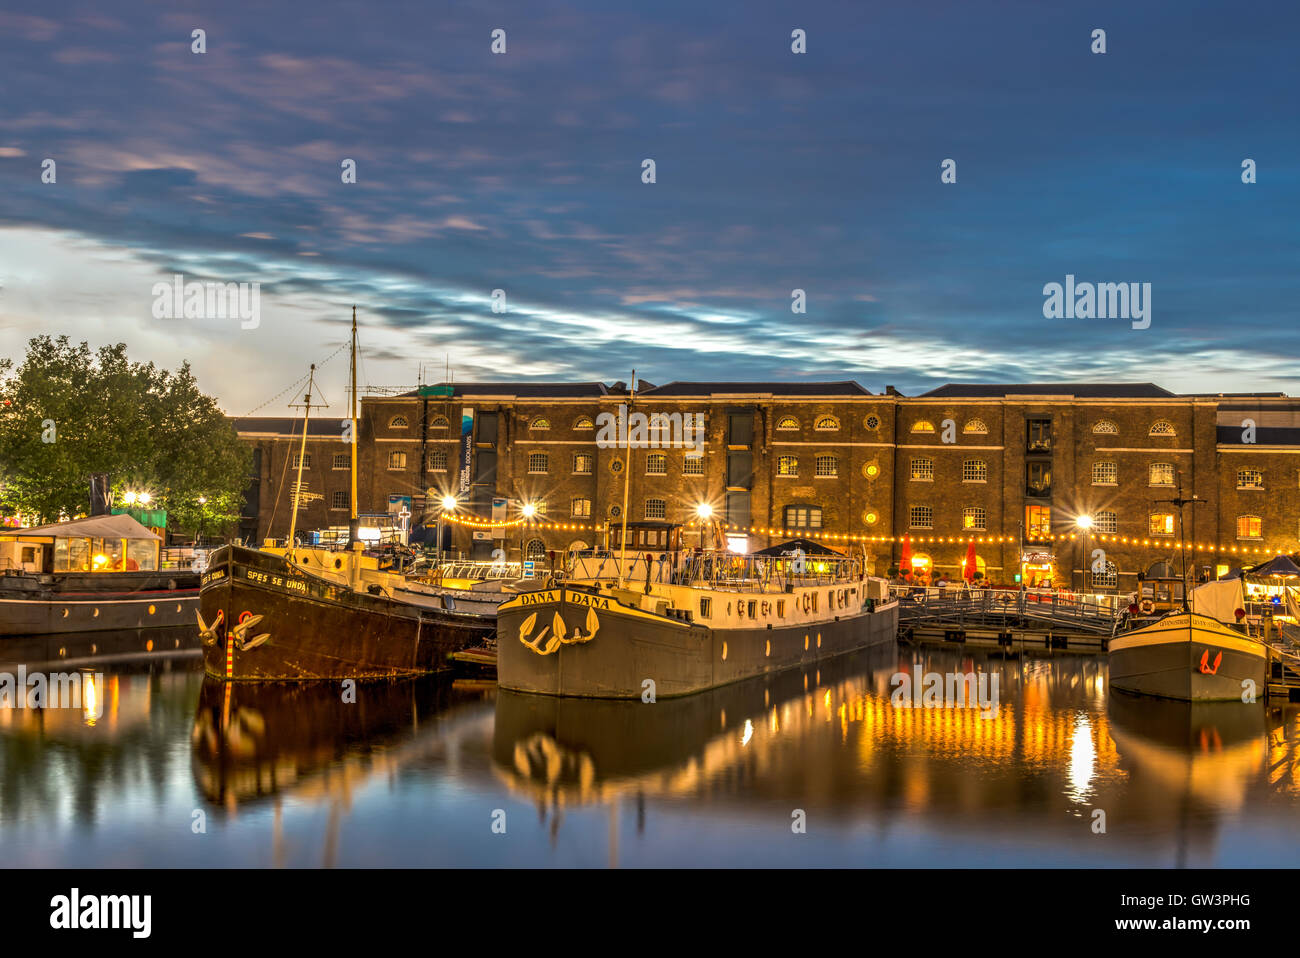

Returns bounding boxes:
[802,593,810,613]
[1138,599,1155,615]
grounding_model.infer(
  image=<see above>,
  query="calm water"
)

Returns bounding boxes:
[3,636,1300,867]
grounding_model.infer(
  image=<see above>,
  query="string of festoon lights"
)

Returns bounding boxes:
[438,511,1282,555]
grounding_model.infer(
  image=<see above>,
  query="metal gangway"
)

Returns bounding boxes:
[893,585,1127,636]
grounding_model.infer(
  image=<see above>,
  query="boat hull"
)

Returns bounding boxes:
[199,545,494,681]
[497,585,898,699]
[0,571,198,637]
[1109,612,1267,702]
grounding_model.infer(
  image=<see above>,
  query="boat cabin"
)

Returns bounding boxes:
[1136,560,1186,614]
[0,514,161,575]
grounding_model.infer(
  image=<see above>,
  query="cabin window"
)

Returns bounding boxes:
[699,597,712,618]
[777,600,786,617]
[126,538,157,571]
[748,600,757,617]
[21,547,35,564]
[54,538,91,572]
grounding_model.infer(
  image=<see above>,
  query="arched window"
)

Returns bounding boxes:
[1092,420,1118,435]
[1149,420,1176,437]
[911,458,934,481]
[644,498,667,520]
[777,455,799,476]
[911,421,935,434]
[815,455,838,477]
[1091,560,1118,590]
[1092,461,1117,485]
[525,539,547,562]
[962,459,987,482]
[430,415,449,429]
[963,419,988,435]
[776,416,800,431]
[389,415,408,429]
[962,506,986,530]
[573,416,594,430]
[814,416,839,431]
[530,418,551,431]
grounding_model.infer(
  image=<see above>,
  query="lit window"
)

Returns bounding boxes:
[646,453,667,475]
[1092,420,1118,435]
[777,455,799,477]
[1025,505,1051,540]
[962,506,986,531]
[909,506,934,529]
[1095,511,1118,533]
[528,453,548,474]
[911,458,934,481]
[1237,469,1264,490]
[1092,461,1117,485]
[784,505,823,529]
[963,419,988,435]
[776,417,800,430]
[644,498,667,520]
[389,415,408,429]
[428,449,448,472]
[1150,513,1175,536]
[862,510,878,525]
[814,455,838,477]
[572,453,593,475]
[814,416,839,431]
[1149,462,1175,486]
[1237,515,1262,539]
[1091,560,1118,589]
[530,418,550,431]
[1149,420,1176,437]
[911,421,935,434]
[571,498,592,518]
[573,416,594,430]
[962,459,987,482]
[683,455,704,475]
[386,451,406,471]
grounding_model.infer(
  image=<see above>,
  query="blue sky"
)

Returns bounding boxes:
[1,0,1297,414]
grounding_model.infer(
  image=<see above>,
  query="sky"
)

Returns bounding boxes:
[1,0,1297,416]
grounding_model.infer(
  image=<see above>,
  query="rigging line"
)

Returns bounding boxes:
[264,411,303,539]
[241,340,350,416]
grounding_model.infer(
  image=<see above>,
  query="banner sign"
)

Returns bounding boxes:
[458,408,475,495]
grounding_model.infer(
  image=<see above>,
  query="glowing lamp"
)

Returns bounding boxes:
[441,495,458,511]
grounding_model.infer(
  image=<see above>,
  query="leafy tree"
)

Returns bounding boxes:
[0,336,250,533]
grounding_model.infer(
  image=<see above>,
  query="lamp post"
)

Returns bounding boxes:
[520,502,537,576]
[696,503,713,550]
[1076,514,1094,592]
[437,495,457,570]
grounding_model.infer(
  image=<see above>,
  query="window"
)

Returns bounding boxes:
[646,453,667,475]
[571,498,592,518]
[386,451,406,470]
[1092,461,1117,485]
[1149,462,1175,486]
[644,498,667,520]
[1095,510,1118,533]
[525,539,546,562]
[1092,420,1118,435]
[911,458,934,481]
[784,505,823,529]
[962,506,986,531]
[814,416,839,431]
[530,418,550,431]
[1025,505,1051,541]
[963,419,988,435]
[1237,515,1262,539]
[528,453,548,474]
[683,455,704,475]
[814,455,838,477]
[1150,513,1175,536]
[291,453,312,470]
[777,455,799,477]
[1149,420,1176,437]
[573,416,594,430]
[864,415,880,431]
[331,490,349,510]
[776,417,800,431]
[909,506,934,529]
[332,453,349,470]
[962,459,987,482]
[1027,418,1052,453]
[389,415,408,429]
[911,421,935,434]
[429,449,448,472]
[1237,469,1264,490]
[572,453,593,474]
[1026,461,1051,497]
[1091,560,1118,590]
[430,416,449,429]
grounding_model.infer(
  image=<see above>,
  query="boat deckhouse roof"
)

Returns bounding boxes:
[15,514,161,541]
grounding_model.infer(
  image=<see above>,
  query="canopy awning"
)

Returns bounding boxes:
[752,537,845,557]
[1247,555,1300,578]
[14,513,161,541]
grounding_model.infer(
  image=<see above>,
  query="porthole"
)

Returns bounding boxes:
[721,641,728,661]
[58,647,66,657]
[804,635,809,650]
[817,633,822,648]
[864,415,880,430]
[62,608,69,618]
[609,458,625,474]
[146,639,154,652]
[765,640,771,657]
[90,644,97,654]
[92,608,99,618]
[148,604,156,615]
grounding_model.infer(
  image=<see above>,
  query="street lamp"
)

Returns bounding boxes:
[1076,514,1094,591]
[520,502,537,575]
[696,503,713,550]
[436,495,457,569]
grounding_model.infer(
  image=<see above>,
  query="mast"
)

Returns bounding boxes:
[286,364,320,562]
[348,307,360,547]
[1156,470,1203,614]
[617,370,635,588]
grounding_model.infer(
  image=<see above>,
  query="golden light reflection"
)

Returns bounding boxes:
[82,672,99,727]
[1066,713,1097,802]
[741,718,753,747]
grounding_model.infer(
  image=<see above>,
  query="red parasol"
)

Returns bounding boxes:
[899,537,913,579]
[963,539,978,582]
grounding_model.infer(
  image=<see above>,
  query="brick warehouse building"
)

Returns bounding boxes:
[231,380,1300,593]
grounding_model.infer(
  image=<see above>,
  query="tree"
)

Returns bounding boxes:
[0,336,250,532]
